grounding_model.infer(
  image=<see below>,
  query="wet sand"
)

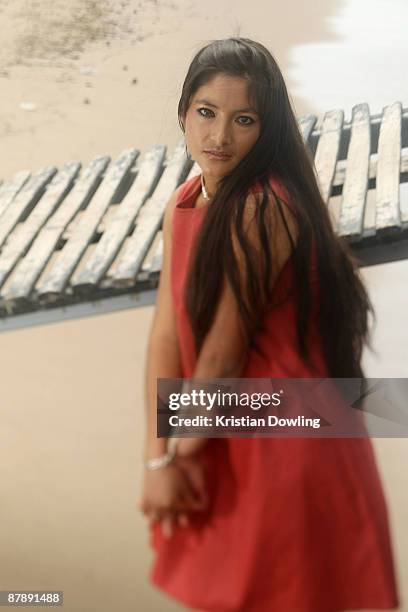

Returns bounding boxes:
[0,0,407,610]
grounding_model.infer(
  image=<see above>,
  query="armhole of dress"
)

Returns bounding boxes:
[175,181,188,205]
[174,175,200,208]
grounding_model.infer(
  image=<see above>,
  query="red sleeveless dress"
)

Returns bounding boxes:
[149,173,400,612]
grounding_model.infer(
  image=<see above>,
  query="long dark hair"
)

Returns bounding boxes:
[177,37,375,380]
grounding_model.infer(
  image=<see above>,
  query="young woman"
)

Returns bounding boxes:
[140,37,400,612]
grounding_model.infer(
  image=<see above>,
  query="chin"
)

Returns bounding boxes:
[201,162,232,176]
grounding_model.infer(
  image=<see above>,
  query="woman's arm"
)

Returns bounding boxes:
[141,187,209,530]
[195,191,298,377]
[177,191,298,457]
[144,186,183,460]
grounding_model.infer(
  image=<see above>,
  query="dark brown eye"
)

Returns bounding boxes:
[238,116,255,126]
[197,107,213,117]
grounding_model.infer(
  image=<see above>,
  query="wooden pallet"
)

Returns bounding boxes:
[0,101,407,318]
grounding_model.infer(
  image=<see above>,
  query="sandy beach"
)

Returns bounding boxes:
[0,1,407,610]
[0,0,347,181]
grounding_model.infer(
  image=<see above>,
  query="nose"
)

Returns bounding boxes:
[210,117,232,147]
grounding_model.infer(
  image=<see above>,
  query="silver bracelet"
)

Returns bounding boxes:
[144,447,176,471]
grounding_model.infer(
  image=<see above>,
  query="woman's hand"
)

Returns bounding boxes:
[139,458,208,537]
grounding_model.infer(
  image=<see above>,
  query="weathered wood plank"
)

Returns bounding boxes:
[0,170,31,220]
[138,230,164,283]
[0,162,80,290]
[61,210,86,241]
[71,145,165,291]
[96,205,120,235]
[105,140,190,287]
[0,156,110,305]
[298,114,317,144]
[337,103,371,238]
[144,230,164,276]
[314,109,344,202]
[35,148,139,301]
[0,167,56,249]
[361,187,377,238]
[375,102,402,232]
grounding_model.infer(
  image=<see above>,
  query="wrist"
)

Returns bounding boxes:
[144,438,167,461]
[144,446,176,471]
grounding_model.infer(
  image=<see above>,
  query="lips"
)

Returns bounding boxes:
[203,150,232,160]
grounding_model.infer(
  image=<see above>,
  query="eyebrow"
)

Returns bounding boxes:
[193,98,258,114]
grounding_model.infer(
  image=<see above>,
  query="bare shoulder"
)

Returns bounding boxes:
[267,187,299,248]
[229,187,299,294]
[240,187,299,248]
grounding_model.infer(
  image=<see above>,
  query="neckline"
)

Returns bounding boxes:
[175,174,209,211]
[175,172,287,212]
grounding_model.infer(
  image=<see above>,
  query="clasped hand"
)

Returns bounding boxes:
[138,438,209,538]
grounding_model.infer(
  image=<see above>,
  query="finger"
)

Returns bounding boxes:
[161,515,174,539]
[182,463,209,508]
[179,489,207,512]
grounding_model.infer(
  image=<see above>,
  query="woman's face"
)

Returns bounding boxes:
[182,73,261,181]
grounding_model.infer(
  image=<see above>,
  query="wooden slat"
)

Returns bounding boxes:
[375,102,402,232]
[362,187,377,238]
[71,145,165,291]
[105,140,189,287]
[35,148,139,300]
[314,109,344,202]
[144,230,164,276]
[0,170,31,220]
[0,156,110,305]
[138,230,164,283]
[0,167,56,249]
[0,162,80,289]
[61,210,86,241]
[96,205,120,235]
[298,115,317,144]
[337,103,371,238]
